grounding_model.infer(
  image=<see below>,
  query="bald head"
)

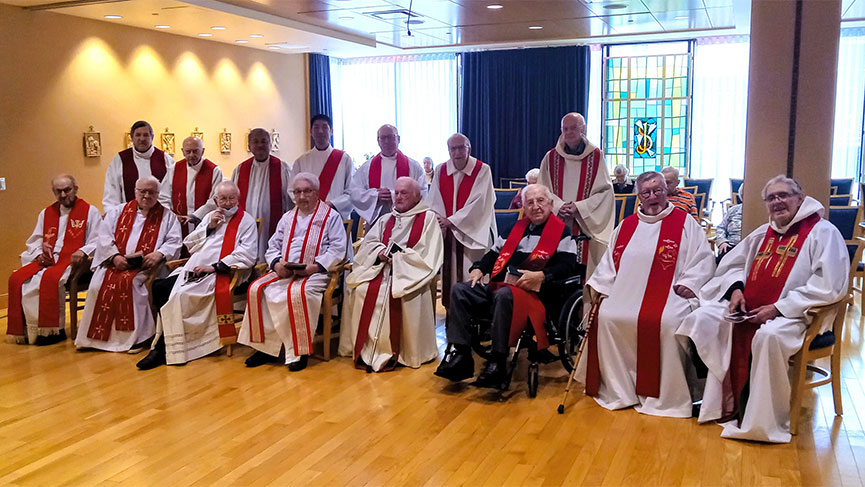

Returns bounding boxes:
[248,128,271,162]
[561,112,586,149]
[377,124,400,157]
[214,180,240,210]
[660,166,680,196]
[394,176,421,213]
[181,136,204,165]
[51,174,78,208]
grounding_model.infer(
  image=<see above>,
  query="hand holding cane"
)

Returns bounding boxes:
[557,296,602,414]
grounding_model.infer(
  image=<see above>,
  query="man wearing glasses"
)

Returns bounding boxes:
[578,170,713,418]
[349,124,427,227]
[678,175,848,443]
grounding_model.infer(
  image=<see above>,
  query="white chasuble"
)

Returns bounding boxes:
[349,152,427,226]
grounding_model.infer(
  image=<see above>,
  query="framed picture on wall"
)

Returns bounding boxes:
[83,126,101,157]
[161,128,175,156]
[220,129,231,154]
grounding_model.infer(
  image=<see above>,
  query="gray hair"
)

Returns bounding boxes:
[214,179,240,196]
[395,176,421,197]
[525,168,540,181]
[291,172,320,192]
[447,133,471,150]
[136,176,160,189]
[613,164,629,177]
[660,166,680,178]
[635,171,664,192]
[248,127,270,142]
[521,183,553,205]
[761,175,803,200]
[51,174,77,188]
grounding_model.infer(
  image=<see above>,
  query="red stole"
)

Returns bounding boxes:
[214,210,244,342]
[120,148,167,203]
[7,199,91,337]
[546,146,602,264]
[368,151,409,188]
[87,201,165,341]
[354,211,427,370]
[236,156,283,238]
[722,212,821,422]
[317,149,345,202]
[172,159,216,217]
[586,207,688,398]
[439,159,484,308]
[490,214,567,351]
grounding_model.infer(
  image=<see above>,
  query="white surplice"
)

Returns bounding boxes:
[102,146,175,212]
[290,146,354,219]
[16,202,103,342]
[577,204,714,417]
[538,135,615,278]
[157,159,224,234]
[74,205,183,352]
[348,153,428,226]
[339,202,443,371]
[155,208,257,365]
[677,197,849,442]
[426,157,497,288]
[237,204,347,364]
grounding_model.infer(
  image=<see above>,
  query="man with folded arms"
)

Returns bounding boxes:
[7,174,102,345]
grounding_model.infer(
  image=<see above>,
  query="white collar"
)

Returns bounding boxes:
[769,196,824,234]
[637,202,674,223]
[133,146,155,158]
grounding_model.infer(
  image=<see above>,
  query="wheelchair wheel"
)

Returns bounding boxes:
[527,362,539,398]
[470,320,494,360]
[558,289,584,373]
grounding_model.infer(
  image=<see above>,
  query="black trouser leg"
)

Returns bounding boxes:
[489,286,514,354]
[445,281,494,346]
[152,275,178,312]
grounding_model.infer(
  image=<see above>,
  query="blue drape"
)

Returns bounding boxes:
[460,46,590,184]
[309,53,332,120]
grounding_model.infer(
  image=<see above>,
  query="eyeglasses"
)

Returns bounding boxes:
[292,189,316,196]
[638,188,666,199]
[764,192,795,203]
[525,197,549,208]
[448,145,468,152]
[377,135,398,142]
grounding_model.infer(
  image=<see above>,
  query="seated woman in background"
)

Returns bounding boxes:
[509,168,540,209]
[612,164,634,194]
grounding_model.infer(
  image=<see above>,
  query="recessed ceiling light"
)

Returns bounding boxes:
[155,24,170,29]
[211,26,227,30]
[529,25,543,29]
[674,15,688,20]
[235,39,249,43]
[627,19,634,22]
[487,4,503,9]
[249,34,264,38]
[198,33,213,37]
[338,15,353,20]
[604,3,627,9]
[268,46,280,50]
[104,14,122,19]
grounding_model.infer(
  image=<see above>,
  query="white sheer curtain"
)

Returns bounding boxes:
[330,53,458,167]
[832,28,865,180]
[690,35,750,204]
[587,44,602,151]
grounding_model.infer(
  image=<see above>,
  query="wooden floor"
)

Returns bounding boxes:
[2,303,865,487]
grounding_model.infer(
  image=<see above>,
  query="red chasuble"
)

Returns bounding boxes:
[236,156,283,238]
[354,211,427,371]
[368,151,409,188]
[489,214,567,351]
[317,149,345,202]
[438,159,484,307]
[722,212,821,422]
[546,146,602,264]
[585,207,688,398]
[7,199,91,337]
[87,201,165,341]
[214,210,244,343]
[119,148,168,203]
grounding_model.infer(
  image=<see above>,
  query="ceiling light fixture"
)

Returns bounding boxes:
[487,4,503,9]
[155,24,171,29]
[268,46,281,50]
[674,15,688,19]
[249,34,264,38]
[235,39,248,43]
[338,15,353,20]
[529,25,543,29]
[603,3,627,9]
[198,33,213,37]
[104,14,122,19]
[211,26,227,30]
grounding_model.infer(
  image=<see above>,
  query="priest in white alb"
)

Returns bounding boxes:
[75,177,183,352]
[349,124,427,227]
[538,112,615,277]
[239,172,347,371]
[427,133,496,308]
[136,181,258,370]
[677,176,849,443]
[577,171,714,417]
[103,120,175,211]
[7,174,102,345]
[194,128,292,263]
[290,114,354,219]
[340,177,443,372]
[157,136,223,239]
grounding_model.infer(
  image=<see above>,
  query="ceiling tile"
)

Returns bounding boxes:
[601,12,663,34]
[705,6,735,27]
[843,0,865,19]
[639,0,708,12]
[585,0,652,17]
[654,8,712,30]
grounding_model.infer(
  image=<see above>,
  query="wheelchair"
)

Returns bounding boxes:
[468,265,588,398]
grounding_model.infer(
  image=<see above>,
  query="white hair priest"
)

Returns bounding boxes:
[137,180,258,370]
[339,177,443,372]
[677,176,849,443]
[239,172,347,371]
[577,171,714,417]
[75,177,183,352]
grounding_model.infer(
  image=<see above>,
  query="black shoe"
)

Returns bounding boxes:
[128,335,154,354]
[288,355,308,372]
[434,345,474,382]
[34,330,66,346]
[473,355,507,389]
[245,351,277,367]
[137,348,166,370]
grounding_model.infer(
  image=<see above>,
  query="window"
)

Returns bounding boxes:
[602,41,693,175]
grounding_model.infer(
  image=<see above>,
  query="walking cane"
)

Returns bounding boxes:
[557,296,602,414]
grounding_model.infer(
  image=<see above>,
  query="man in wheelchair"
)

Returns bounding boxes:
[435,184,578,388]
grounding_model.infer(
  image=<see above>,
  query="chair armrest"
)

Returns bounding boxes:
[70,255,93,280]
[166,258,188,271]
[803,297,851,348]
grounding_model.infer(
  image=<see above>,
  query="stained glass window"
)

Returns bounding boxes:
[602,42,693,176]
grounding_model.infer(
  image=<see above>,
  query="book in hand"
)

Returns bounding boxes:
[386,241,403,255]
[283,261,306,270]
[503,266,541,292]
[124,252,144,269]
[723,311,756,323]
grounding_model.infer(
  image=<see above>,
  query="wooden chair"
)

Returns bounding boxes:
[831,178,854,196]
[494,188,520,210]
[314,218,354,361]
[67,256,93,337]
[509,180,528,189]
[614,193,638,226]
[828,206,864,309]
[495,209,522,239]
[681,185,698,195]
[830,194,852,206]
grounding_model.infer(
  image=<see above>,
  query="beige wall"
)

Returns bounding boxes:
[0,4,309,307]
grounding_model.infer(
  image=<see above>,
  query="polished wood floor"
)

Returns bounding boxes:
[2,301,865,487]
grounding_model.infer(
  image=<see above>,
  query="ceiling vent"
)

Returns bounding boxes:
[364,8,422,21]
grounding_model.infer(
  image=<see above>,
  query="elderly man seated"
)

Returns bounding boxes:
[339,177,443,372]
[435,184,577,388]
[612,164,634,194]
[238,172,347,371]
[577,171,714,417]
[678,175,849,443]
[75,176,182,352]
[137,181,258,370]
[661,166,699,221]
[7,174,102,345]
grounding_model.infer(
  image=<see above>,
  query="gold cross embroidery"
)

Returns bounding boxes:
[771,235,798,278]
[217,314,234,325]
[750,237,775,280]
